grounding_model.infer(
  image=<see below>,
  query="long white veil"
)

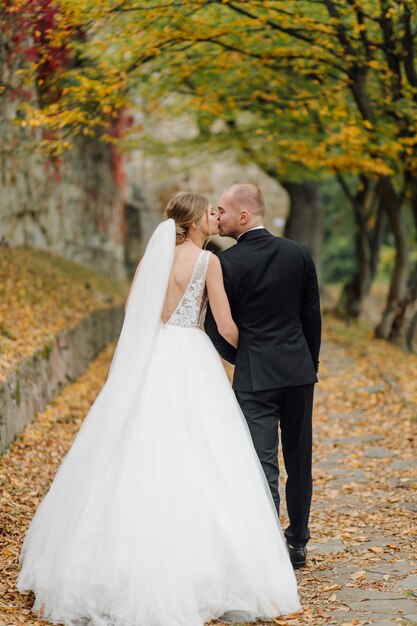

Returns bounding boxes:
[59,217,175,454]
[107,218,176,385]
[24,218,175,524]
[18,218,176,572]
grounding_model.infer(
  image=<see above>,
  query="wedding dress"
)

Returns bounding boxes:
[17,219,301,626]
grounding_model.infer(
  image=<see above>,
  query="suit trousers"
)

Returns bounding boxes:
[236,383,314,548]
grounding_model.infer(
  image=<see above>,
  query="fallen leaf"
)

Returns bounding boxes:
[323,584,342,592]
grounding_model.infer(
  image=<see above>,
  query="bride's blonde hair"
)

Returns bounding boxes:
[165,192,210,244]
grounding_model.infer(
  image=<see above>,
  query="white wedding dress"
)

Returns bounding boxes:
[17,219,301,626]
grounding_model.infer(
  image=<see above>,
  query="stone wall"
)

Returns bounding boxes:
[0,129,129,281]
[0,30,136,279]
[0,304,124,455]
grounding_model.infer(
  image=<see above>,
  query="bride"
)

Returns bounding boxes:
[17,192,301,626]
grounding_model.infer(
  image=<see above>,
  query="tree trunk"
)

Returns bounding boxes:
[375,177,409,339]
[338,215,372,319]
[388,264,417,352]
[370,201,385,278]
[385,182,417,352]
[337,177,383,319]
[282,181,324,283]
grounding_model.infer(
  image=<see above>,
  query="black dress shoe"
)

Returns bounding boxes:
[287,544,307,569]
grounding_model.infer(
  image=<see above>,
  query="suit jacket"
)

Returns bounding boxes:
[204,228,321,391]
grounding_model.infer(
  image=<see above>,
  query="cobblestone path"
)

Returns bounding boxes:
[1,323,416,626]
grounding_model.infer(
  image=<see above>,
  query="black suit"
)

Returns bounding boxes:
[205,228,321,548]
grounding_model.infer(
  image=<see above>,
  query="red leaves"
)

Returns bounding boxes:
[4,0,75,101]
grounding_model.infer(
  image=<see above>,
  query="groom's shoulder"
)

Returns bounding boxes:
[280,236,310,256]
[277,237,314,270]
[218,236,312,276]
[218,234,309,256]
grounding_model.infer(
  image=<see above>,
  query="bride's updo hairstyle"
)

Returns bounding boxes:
[165,192,210,244]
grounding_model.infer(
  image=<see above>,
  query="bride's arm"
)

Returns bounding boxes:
[124,258,143,313]
[205,255,239,348]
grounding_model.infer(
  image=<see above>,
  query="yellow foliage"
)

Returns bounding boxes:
[4,0,417,181]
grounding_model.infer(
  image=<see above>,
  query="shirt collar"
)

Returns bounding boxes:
[237,225,265,240]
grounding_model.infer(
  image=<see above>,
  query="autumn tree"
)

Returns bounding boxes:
[3,0,417,351]
[128,0,417,349]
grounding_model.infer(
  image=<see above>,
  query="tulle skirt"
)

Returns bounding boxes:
[17,324,301,626]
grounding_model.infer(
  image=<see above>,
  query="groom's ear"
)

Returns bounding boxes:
[240,210,250,225]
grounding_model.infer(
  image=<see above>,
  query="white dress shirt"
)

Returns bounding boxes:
[237,226,265,240]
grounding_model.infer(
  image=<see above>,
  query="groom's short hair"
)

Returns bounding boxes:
[226,184,265,217]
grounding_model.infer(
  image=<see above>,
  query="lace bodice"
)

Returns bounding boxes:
[165,250,211,328]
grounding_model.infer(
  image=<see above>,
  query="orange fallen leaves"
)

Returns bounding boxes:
[0,341,115,626]
[0,246,127,383]
[322,585,342,592]
[0,315,416,625]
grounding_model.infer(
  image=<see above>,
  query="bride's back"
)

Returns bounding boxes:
[161,244,202,323]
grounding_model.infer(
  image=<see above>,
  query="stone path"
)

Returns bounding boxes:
[1,323,416,625]
[290,329,417,625]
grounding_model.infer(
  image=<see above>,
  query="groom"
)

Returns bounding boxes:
[205,184,321,569]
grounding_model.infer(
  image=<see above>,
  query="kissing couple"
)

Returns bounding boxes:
[17,184,322,626]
